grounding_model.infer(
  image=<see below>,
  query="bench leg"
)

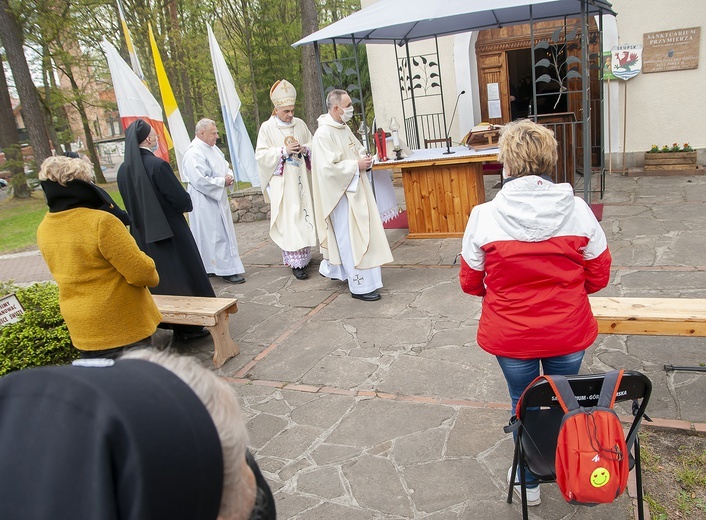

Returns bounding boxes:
[205,315,240,368]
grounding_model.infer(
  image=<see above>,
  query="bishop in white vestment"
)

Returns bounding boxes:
[182,118,245,284]
[256,80,317,280]
[310,89,393,301]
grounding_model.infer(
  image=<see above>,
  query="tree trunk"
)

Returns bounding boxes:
[300,0,323,133]
[64,64,106,183]
[0,0,52,167]
[41,43,64,154]
[0,53,29,198]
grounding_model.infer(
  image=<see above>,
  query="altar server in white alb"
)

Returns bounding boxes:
[311,89,394,301]
[182,119,246,284]
[256,79,317,280]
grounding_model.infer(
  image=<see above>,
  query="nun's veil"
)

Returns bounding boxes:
[121,119,173,243]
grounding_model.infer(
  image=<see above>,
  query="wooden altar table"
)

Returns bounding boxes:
[373,147,498,239]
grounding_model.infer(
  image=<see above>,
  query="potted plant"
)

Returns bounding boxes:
[644,143,697,171]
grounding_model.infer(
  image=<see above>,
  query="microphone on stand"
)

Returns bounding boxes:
[443,90,466,155]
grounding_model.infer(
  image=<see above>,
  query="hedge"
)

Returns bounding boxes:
[0,281,77,376]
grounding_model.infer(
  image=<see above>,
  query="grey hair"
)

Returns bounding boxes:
[121,349,254,519]
[326,89,348,111]
[195,118,217,135]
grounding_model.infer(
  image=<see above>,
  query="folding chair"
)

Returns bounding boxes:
[504,371,652,520]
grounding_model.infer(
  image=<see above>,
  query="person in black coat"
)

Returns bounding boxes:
[117,119,214,341]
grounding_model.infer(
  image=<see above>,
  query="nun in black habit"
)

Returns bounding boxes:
[117,119,214,339]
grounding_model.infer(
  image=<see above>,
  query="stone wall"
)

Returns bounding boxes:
[229,187,270,223]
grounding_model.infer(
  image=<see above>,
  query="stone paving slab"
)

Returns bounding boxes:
[237,385,633,519]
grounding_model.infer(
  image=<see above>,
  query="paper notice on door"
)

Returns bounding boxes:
[488,100,502,119]
[487,82,500,101]
[487,82,501,118]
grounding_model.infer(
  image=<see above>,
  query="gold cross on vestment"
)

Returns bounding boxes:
[348,137,357,149]
[280,83,290,93]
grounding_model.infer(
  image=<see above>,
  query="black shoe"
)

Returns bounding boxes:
[292,267,308,280]
[351,290,381,301]
[174,328,211,343]
[222,274,245,284]
[207,273,217,277]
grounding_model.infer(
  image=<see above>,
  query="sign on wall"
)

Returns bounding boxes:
[611,45,643,81]
[0,294,24,327]
[643,27,700,73]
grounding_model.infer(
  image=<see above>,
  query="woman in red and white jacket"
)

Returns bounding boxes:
[459,119,611,505]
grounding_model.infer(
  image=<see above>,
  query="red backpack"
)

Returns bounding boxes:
[544,370,629,505]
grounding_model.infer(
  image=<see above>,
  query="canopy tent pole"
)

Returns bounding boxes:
[598,7,606,197]
[581,0,592,204]
[314,41,325,111]
[394,41,409,146]
[351,36,368,153]
[351,36,375,198]
[530,5,537,120]
[404,40,421,149]
[433,35,452,154]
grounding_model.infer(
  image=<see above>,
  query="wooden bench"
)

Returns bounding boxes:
[152,295,240,368]
[590,297,706,337]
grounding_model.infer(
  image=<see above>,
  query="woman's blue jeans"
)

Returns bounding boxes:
[496,351,585,486]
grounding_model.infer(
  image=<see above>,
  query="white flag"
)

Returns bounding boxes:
[207,25,260,187]
[102,39,171,163]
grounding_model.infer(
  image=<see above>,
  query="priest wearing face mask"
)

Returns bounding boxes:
[310,89,394,301]
[117,119,215,343]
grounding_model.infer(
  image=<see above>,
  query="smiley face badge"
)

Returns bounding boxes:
[590,467,611,488]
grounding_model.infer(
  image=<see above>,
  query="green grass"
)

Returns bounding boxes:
[675,447,706,515]
[0,182,123,254]
[0,191,47,253]
[0,179,248,254]
[642,430,706,519]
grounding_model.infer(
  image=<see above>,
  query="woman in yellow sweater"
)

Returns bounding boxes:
[37,156,162,358]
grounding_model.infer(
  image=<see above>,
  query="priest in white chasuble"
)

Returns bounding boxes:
[256,79,317,280]
[182,119,246,285]
[310,89,394,302]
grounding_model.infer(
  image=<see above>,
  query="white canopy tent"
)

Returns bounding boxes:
[292,0,615,46]
[293,0,617,203]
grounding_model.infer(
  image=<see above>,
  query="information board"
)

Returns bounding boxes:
[643,27,700,73]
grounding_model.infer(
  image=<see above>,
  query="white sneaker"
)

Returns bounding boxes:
[507,467,541,506]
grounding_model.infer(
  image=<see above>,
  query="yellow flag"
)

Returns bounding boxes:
[148,24,192,178]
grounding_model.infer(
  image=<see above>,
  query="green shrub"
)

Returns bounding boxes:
[0,282,77,376]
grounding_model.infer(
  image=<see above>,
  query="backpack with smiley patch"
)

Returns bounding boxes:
[547,370,629,505]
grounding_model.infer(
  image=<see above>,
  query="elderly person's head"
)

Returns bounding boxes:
[196,118,219,147]
[122,350,265,520]
[497,119,558,178]
[39,155,94,185]
[0,349,273,520]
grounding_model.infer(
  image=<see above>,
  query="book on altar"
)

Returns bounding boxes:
[462,122,501,151]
